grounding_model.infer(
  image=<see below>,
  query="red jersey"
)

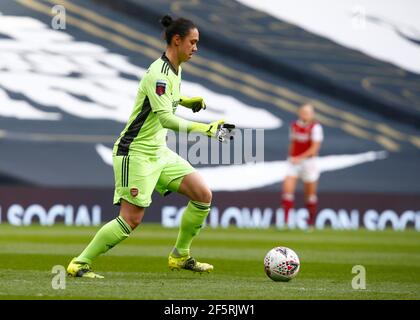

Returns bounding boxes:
[289,120,323,157]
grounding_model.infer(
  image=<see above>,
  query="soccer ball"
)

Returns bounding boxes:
[264,246,300,282]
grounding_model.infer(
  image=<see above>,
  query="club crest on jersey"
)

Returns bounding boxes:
[130,188,138,197]
[156,80,167,96]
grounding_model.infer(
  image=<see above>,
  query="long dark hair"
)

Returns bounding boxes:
[160,14,196,44]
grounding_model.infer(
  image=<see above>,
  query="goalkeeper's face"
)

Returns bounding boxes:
[177,28,199,62]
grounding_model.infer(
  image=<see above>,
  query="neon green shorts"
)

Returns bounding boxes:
[113,148,195,208]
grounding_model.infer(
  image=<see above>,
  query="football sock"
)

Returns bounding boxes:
[306,195,318,226]
[282,193,294,224]
[76,216,132,264]
[172,200,210,257]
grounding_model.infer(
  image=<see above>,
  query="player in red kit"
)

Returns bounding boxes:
[282,104,324,229]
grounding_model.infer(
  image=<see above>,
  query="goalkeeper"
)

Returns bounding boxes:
[67,15,234,278]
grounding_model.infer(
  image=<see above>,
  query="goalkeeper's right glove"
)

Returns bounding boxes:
[191,119,235,142]
[214,123,235,142]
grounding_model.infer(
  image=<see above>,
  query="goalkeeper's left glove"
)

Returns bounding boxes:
[179,96,206,113]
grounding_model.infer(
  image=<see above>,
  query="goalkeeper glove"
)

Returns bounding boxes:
[180,96,206,113]
[199,119,235,142]
[215,123,235,142]
[191,119,235,142]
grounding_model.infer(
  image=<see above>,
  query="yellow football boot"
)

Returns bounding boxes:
[168,254,213,273]
[67,258,104,279]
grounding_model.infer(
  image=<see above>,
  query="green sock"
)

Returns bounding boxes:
[172,200,210,257]
[76,216,132,264]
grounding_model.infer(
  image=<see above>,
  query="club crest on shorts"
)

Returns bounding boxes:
[130,188,138,197]
[155,80,167,96]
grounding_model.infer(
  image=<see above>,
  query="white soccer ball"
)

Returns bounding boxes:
[264,246,300,282]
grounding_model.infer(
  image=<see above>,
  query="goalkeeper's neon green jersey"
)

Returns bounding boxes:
[113,53,182,156]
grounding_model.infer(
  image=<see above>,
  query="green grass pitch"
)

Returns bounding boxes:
[0,224,419,300]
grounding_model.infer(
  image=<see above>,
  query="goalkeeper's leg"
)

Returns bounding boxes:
[67,200,144,278]
[168,172,213,273]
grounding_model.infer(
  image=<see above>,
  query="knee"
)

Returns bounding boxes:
[204,189,212,203]
[196,188,212,204]
[120,202,145,230]
[125,215,143,229]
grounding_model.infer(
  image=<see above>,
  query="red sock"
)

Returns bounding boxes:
[306,196,318,226]
[282,193,294,224]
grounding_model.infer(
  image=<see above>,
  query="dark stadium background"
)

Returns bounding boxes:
[0,0,419,231]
